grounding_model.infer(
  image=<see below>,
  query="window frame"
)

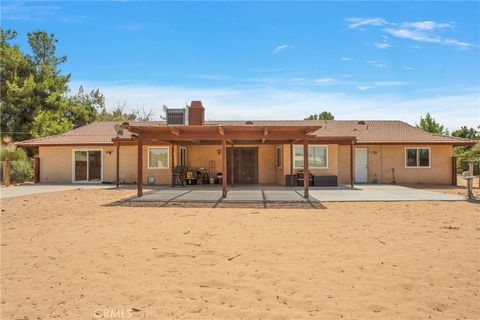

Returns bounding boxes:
[147,146,170,169]
[293,144,328,169]
[275,146,282,169]
[71,148,104,183]
[404,147,431,168]
[179,146,187,167]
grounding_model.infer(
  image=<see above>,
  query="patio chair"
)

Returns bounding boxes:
[172,165,187,187]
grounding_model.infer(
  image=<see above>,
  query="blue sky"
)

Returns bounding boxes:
[2,1,479,129]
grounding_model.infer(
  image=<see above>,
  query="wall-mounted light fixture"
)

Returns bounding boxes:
[217,149,221,155]
[106,151,112,155]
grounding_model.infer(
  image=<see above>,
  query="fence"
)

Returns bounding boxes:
[456,158,479,175]
[1,157,39,186]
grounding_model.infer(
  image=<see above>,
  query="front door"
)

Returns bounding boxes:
[355,148,368,183]
[227,147,258,184]
[73,150,102,182]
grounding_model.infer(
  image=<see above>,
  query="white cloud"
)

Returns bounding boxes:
[373,40,392,49]
[401,21,452,30]
[384,27,474,49]
[345,17,475,50]
[357,85,373,91]
[71,81,479,129]
[340,57,353,61]
[313,78,336,85]
[272,44,291,54]
[366,60,389,68]
[357,81,409,90]
[345,17,387,29]
[188,74,231,81]
[402,66,415,71]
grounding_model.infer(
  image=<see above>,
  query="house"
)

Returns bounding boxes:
[17,101,476,198]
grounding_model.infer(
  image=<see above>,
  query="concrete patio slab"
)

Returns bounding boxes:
[125,184,465,204]
[130,189,190,202]
[175,190,222,202]
[0,183,111,199]
[222,190,263,202]
[264,190,307,202]
[309,185,465,202]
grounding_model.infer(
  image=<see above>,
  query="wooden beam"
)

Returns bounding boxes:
[226,138,233,144]
[261,128,268,144]
[304,126,319,135]
[303,140,309,198]
[187,139,200,144]
[137,136,143,197]
[221,135,228,198]
[140,131,306,141]
[116,144,120,188]
[169,127,180,136]
[350,142,354,188]
[218,126,225,136]
[291,138,301,144]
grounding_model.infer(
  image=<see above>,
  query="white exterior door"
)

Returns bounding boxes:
[355,148,368,183]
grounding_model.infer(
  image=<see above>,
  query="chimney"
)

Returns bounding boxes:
[188,100,205,125]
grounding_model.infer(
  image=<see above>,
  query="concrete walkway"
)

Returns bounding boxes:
[131,184,466,203]
[0,183,111,199]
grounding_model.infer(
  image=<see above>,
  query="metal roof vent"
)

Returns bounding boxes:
[165,108,187,125]
[245,121,254,125]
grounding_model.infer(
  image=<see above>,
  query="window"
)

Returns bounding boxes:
[405,147,430,168]
[179,146,187,166]
[275,146,282,168]
[293,145,328,169]
[148,147,169,169]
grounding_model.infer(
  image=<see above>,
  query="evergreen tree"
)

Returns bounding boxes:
[416,113,445,134]
[304,111,335,120]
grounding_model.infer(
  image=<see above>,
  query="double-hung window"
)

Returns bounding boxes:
[293,145,328,169]
[148,147,169,169]
[405,147,430,168]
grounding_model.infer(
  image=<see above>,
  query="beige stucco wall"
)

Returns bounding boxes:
[357,144,453,184]
[38,143,454,185]
[185,144,277,184]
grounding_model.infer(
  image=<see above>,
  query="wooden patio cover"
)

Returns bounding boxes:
[115,123,357,199]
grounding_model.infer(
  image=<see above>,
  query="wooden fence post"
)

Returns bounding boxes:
[4,160,11,187]
[34,156,40,183]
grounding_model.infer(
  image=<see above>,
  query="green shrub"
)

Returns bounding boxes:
[0,147,28,161]
[10,160,34,183]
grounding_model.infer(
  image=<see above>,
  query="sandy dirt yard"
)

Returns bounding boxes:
[1,187,479,320]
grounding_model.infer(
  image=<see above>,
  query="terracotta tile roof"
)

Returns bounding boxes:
[16,120,476,146]
[16,121,164,147]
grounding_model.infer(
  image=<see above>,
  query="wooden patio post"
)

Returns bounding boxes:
[350,142,354,188]
[230,143,234,188]
[137,136,143,197]
[171,144,175,173]
[116,144,120,188]
[222,135,228,198]
[290,143,294,187]
[303,139,309,198]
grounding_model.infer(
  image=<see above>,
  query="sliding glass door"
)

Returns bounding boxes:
[73,150,102,182]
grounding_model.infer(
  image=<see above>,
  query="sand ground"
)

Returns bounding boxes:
[1,186,479,319]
